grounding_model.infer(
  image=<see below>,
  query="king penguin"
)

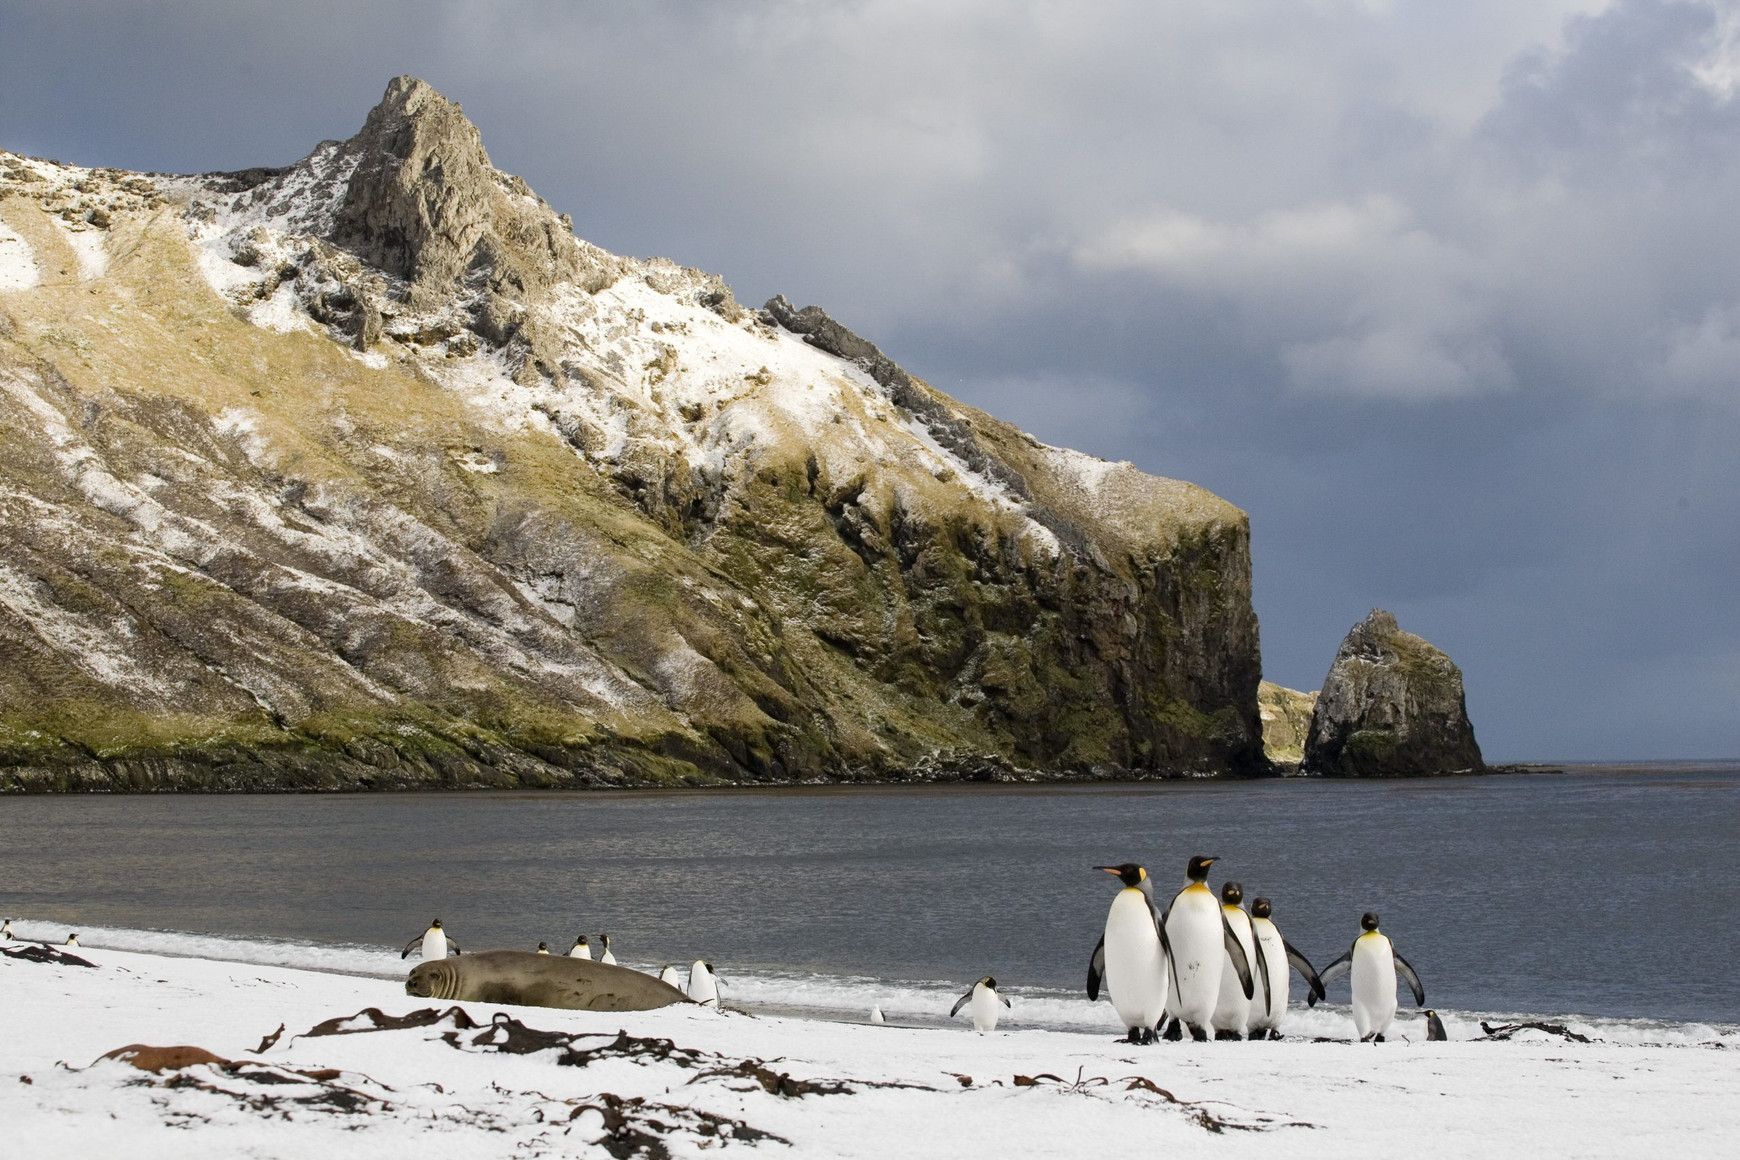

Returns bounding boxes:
[870,1005,886,1024]
[1425,1009,1448,1041]
[402,919,460,962]
[1312,912,1425,1042]
[1246,897,1326,1039]
[1,918,13,941]
[599,934,618,965]
[568,935,592,959]
[659,964,681,987]
[1086,863,1172,1044]
[950,976,1011,1033]
[1161,856,1253,1041]
[65,933,79,948]
[536,942,551,954]
[688,960,721,1007]
[1210,882,1268,1039]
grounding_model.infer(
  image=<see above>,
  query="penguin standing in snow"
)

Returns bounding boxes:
[1246,898,1325,1039]
[599,934,618,965]
[1425,1010,1448,1041]
[1161,856,1253,1041]
[951,976,1011,1033]
[402,919,460,962]
[688,960,722,1007]
[1210,882,1267,1039]
[65,933,79,948]
[1312,912,1425,1042]
[869,1005,886,1024]
[1086,863,1172,1044]
[1,918,13,941]
[568,935,592,959]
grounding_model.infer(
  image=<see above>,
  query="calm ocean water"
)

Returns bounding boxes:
[2,766,1735,1025]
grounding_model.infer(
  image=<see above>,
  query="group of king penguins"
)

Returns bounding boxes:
[950,854,1438,1044]
[401,918,724,1007]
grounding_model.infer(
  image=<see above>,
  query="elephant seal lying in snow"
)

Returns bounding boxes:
[406,950,692,1012]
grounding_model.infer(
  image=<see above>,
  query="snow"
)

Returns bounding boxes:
[1,929,1735,1158]
[0,216,42,290]
[51,216,109,279]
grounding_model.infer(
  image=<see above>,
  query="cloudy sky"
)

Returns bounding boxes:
[4,0,1736,760]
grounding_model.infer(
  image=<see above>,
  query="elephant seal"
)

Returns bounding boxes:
[405,950,692,1012]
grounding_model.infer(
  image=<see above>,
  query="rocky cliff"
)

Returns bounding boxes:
[1257,680,1317,769]
[1301,610,1483,777]
[0,78,1264,791]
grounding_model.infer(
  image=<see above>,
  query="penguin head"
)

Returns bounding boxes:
[1220,881,1244,905]
[576,935,589,945]
[1361,912,1381,932]
[981,976,997,991]
[537,941,549,951]
[1096,863,1146,887]
[431,919,443,929]
[1251,897,1273,919]
[1186,855,1218,882]
[601,934,611,948]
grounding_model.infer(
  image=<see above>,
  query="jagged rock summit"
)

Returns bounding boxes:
[1301,610,1483,777]
[0,78,1263,790]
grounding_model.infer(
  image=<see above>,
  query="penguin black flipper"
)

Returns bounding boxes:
[1000,993,1012,1009]
[950,986,976,1018]
[1283,938,1327,1002]
[1312,950,1353,1007]
[447,937,462,956]
[1087,934,1107,1001]
[1220,914,1254,1000]
[1393,950,1426,1006]
[401,937,421,960]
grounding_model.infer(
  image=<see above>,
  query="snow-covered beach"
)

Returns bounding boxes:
[4,925,1736,1158]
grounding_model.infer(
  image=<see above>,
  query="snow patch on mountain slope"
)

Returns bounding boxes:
[0,217,41,290]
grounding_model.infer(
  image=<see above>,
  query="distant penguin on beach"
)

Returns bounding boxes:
[870,1005,886,1024]
[1162,856,1252,1041]
[403,919,460,962]
[1313,912,1425,1042]
[66,933,79,947]
[1246,898,1326,1039]
[688,960,721,1007]
[536,942,550,954]
[599,935,617,965]
[951,976,1011,1033]
[659,964,681,987]
[1210,882,1267,1040]
[568,935,591,959]
[1425,1009,1448,1041]
[1087,863,1171,1044]
[1,918,13,941]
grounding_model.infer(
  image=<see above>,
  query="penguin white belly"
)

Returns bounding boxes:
[1104,890,1169,1031]
[601,950,618,965]
[569,945,590,959]
[1250,920,1290,1031]
[1211,908,1257,1033]
[1351,933,1398,1039]
[687,961,719,1007]
[970,985,1002,1033]
[421,929,447,961]
[1164,886,1225,1029]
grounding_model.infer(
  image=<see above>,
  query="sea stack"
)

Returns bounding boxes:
[1257,681,1318,771]
[1301,610,1483,776]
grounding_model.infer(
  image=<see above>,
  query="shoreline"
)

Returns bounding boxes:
[4,939,1736,1157]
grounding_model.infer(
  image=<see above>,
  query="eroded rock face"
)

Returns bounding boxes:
[0,77,1266,790]
[1301,610,1483,777]
[1257,681,1317,769]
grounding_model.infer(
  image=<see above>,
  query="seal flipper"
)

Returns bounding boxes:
[1220,914,1254,1000]
[1087,934,1107,1001]
[1393,950,1425,1006]
[1312,949,1353,1007]
[1284,938,1326,1002]
[950,985,976,1019]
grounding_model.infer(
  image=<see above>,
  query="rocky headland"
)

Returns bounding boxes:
[1300,609,1484,777]
[0,78,1267,791]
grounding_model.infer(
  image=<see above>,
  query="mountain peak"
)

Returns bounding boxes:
[331,76,578,310]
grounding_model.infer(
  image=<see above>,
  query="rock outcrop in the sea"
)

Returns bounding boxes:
[1301,610,1483,777]
[1257,681,1317,770]
[0,78,1264,791]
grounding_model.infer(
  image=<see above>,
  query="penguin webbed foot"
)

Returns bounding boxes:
[1162,1018,1183,1042]
[1190,1024,1209,1043]
[1214,1029,1242,1041]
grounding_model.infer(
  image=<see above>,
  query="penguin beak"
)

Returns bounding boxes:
[1095,866,1121,875]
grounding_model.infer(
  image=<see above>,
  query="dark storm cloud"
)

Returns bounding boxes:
[2,0,1735,758]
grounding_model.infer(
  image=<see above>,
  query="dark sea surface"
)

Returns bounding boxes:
[2,766,1736,1024]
